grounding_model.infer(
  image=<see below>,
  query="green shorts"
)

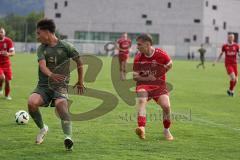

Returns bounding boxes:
[32,86,68,107]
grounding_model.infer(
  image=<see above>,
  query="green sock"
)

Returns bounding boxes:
[29,110,44,129]
[61,120,72,139]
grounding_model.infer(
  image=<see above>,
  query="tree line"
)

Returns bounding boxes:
[0,12,44,42]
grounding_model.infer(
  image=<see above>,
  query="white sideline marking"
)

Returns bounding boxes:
[191,117,240,132]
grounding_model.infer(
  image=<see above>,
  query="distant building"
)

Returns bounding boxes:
[45,0,240,57]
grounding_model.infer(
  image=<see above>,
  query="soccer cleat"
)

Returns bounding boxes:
[36,124,48,144]
[163,129,174,141]
[135,127,145,139]
[5,96,12,100]
[64,138,74,151]
[227,90,234,97]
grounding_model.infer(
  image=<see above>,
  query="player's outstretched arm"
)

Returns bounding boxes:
[115,42,121,51]
[164,60,173,72]
[8,50,15,56]
[73,56,85,95]
[213,52,223,66]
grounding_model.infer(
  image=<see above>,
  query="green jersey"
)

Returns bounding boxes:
[198,48,206,58]
[37,40,80,87]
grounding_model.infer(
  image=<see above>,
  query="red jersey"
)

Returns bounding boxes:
[0,37,14,67]
[222,43,239,65]
[117,38,131,54]
[133,48,171,86]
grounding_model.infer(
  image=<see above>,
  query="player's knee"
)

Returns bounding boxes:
[55,98,68,107]
[4,80,10,86]
[28,99,36,107]
[138,97,147,105]
[230,73,236,80]
[121,67,126,72]
[232,77,236,81]
[0,74,5,81]
[161,104,171,112]
[27,100,39,111]
[28,96,42,109]
[119,66,123,71]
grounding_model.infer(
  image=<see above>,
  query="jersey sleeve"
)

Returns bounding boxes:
[66,42,80,58]
[7,38,14,51]
[161,51,171,65]
[37,45,45,62]
[222,45,226,52]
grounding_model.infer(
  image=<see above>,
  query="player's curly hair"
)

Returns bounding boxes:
[37,18,56,33]
[136,34,153,45]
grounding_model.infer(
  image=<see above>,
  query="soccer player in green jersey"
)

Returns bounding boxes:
[27,19,85,151]
[196,44,206,69]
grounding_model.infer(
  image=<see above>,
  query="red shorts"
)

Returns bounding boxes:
[118,53,129,62]
[136,84,169,102]
[0,66,12,81]
[225,64,238,76]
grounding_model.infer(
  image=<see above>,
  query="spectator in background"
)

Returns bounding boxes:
[196,44,206,69]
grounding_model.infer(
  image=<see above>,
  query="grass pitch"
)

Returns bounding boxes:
[0,54,239,160]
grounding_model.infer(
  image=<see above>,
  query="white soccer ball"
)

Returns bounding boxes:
[15,110,29,125]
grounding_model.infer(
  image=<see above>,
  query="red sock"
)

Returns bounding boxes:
[5,81,10,97]
[163,119,171,129]
[229,80,236,91]
[138,116,146,127]
[233,80,237,88]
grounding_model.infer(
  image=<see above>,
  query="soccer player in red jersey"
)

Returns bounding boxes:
[133,34,173,140]
[0,27,15,100]
[213,33,239,96]
[117,33,131,80]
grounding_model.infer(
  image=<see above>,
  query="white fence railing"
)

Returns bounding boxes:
[14,42,221,60]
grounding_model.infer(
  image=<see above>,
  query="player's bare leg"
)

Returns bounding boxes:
[157,94,174,141]
[135,89,148,139]
[120,61,127,80]
[201,60,205,69]
[122,61,127,80]
[55,98,73,151]
[227,73,237,96]
[28,93,48,144]
[196,62,201,68]
[0,74,4,95]
[4,80,11,100]
[197,60,205,69]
